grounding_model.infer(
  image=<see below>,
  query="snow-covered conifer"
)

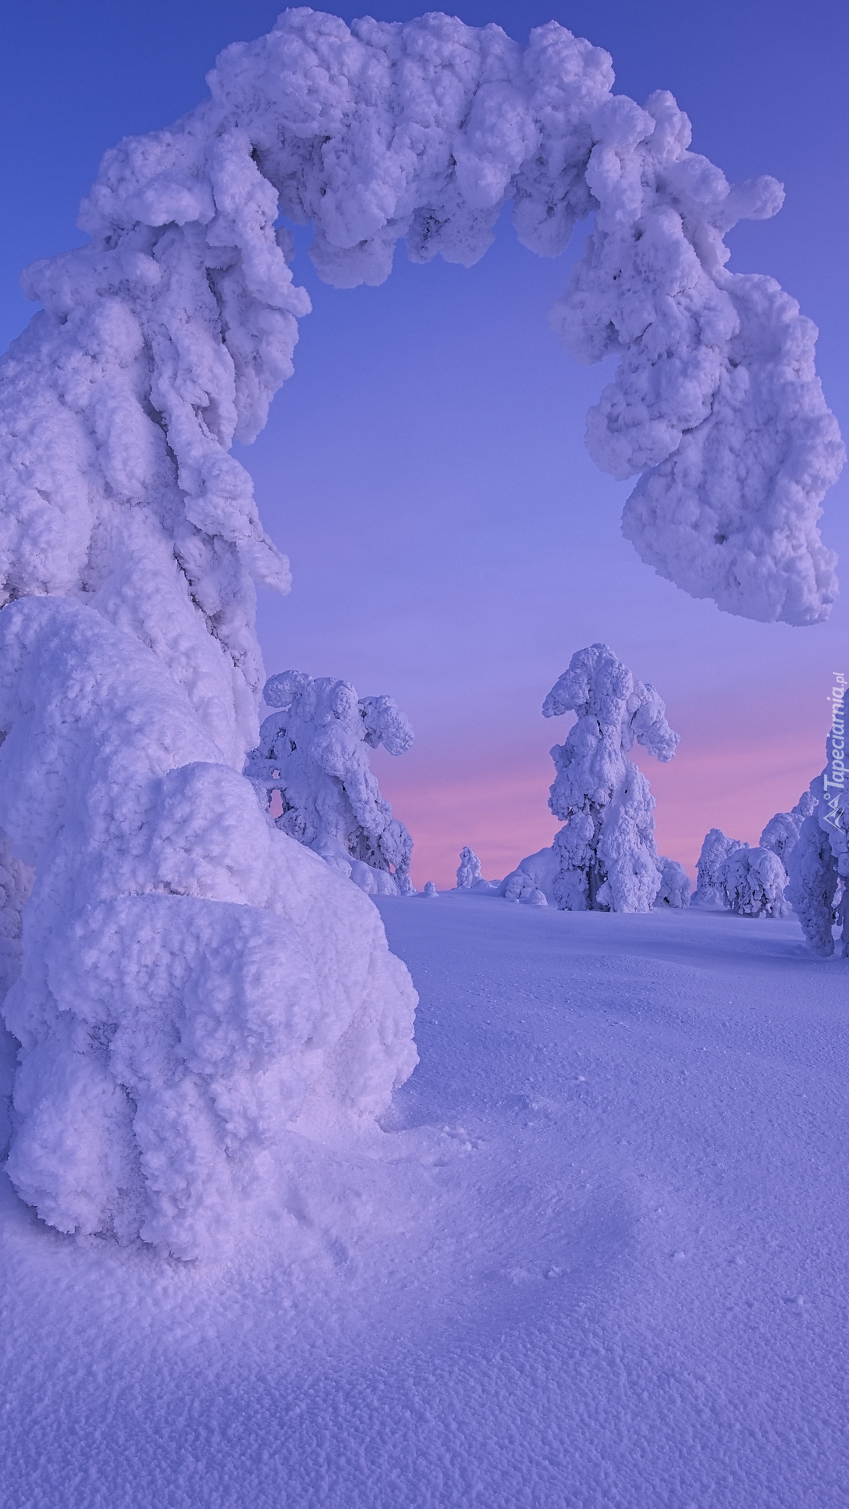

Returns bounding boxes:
[655,856,691,908]
[691,829,749,906]
[786,693,847,955]
[246,671,414,896]
[541,643,678,913]
[717,846,789,918]
[760,791,816,864]
[457,847,483,889]
[422,882,438,898]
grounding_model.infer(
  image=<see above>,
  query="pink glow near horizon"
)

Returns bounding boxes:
[376,702,832,892]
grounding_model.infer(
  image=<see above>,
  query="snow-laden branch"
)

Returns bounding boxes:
[0,9,839,668]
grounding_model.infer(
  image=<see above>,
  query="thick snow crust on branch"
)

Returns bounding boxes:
[717,846,789,918]
[0,8,838,651]
[691,828,748,907]
[0,601,417,1257]
[541,643,678,913]
[245,671,414,895]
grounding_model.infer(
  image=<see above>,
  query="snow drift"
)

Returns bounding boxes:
[246,670,414,895]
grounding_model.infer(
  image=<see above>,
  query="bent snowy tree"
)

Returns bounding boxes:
[541,643,679,913]
[0,10,842,1253]
[245,670,414,895]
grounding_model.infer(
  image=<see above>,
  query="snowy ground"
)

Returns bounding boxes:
[2,894,847,1508]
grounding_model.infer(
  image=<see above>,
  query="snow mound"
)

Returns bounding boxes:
[246,670,414,896]
[0,600,417,1258]
[717,846,789,919]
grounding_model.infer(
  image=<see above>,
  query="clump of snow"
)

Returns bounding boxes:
[655,855,691,908]
[422,882,438,898]
[542,643,678,913]
[760,791,816,863]
[691,828,749,907]
[0,600,417,1258]
[717,846,789,919]
[456,847,483,889]
[245,671,414,896]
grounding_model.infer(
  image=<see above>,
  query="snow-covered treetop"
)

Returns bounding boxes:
[0,6,840,739]
[543,643,679,762]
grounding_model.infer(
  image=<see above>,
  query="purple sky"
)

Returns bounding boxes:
[2,0,847,885]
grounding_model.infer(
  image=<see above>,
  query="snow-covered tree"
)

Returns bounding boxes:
[760,791,816,864]
[539,643,678,913]
[691,829,749,907]
[786,687,847,956]
[655,856,691,908]
[717,846,789,918]
[246,671,414,896]
[0,10,842,1254]
[456,847,483,889]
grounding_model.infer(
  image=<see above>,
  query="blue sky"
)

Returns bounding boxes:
[2,1,847,883]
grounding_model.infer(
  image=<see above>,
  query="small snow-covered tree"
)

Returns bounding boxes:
[456,847,483,889]
[717,846,789,918]
[541,643,679,913]
[655,855,690,908]
[760,791,816,864]
[691,829,749,906]
[246,671,414,896]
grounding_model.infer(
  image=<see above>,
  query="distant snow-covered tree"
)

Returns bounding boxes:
[760,791,816,864]
[457,847,483,889]
[717,846,789,918]
[655,856,691,908]
[422,881,438,898]
[691,829,749,907]
[246,671,414,896]
[541,643,679,913]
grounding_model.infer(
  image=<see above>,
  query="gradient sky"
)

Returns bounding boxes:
[2,0,847,886]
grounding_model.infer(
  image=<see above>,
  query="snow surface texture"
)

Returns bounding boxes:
[456,846,483,889]
[717,845,790,919]
[0,600,417,1258]
[2,895,848,1509]
[542,643,678,913]
[0,10,840,640]
[692,826,749,906]
[245,670,414,895]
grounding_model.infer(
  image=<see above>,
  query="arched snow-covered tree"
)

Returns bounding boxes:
[0,9,842,1253]
[691,829,749,907]
[541,643,679,913]
[245,671,414,896]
